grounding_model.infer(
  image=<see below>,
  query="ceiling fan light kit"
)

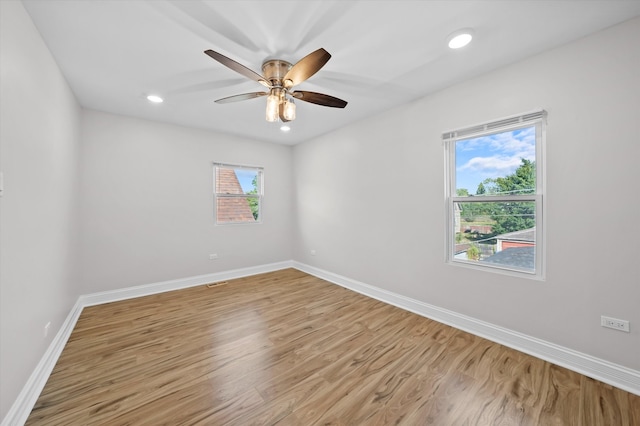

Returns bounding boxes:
[204,48,347,124]
[265,90,280,122]
[282,98,296,121]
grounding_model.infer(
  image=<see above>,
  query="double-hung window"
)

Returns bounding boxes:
[213,163,263,225]
[444,111,546,278]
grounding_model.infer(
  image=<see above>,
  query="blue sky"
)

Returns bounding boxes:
[455,126,535,193]
[235,169,258,193]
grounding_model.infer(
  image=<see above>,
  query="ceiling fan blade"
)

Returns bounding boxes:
[215,92,268,104]
[291,91,347,108]
[283,48,331,89]
[204,50,269,87]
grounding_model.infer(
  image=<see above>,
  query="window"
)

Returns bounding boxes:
[213,163,263,224]
[444,111,546,278]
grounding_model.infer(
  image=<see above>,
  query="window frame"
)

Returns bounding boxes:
[444,110,546,279]
[213,162,264,225]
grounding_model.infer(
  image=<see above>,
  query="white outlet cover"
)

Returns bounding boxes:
[601,315,630,332]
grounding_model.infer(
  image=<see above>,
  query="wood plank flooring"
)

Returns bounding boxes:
[27,269,640,425]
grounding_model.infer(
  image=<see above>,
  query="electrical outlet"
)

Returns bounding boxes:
[209,253,218,260]
[601,316,630,333]
[310,249,316,256]
[44,321,51,338]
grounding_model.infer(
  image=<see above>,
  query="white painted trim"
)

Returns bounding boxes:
[80,261,293,307]
[1,300,83,426]
[1,260,293,426]
[292,261,640,396]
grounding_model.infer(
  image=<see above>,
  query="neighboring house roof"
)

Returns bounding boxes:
[215,168,255,222]
[455,243,471,255]
[482,246,535,270]
[216,168,247,195]
[495,227,535,242]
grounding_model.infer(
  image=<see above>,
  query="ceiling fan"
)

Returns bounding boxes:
[204,48,347,123]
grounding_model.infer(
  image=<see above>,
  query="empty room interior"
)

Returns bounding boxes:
[1,1,639,424]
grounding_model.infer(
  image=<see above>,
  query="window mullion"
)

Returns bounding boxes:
[217,193,259,198]
[452,195,536,203]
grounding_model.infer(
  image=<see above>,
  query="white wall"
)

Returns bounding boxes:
[0,1,81,419]
[79,110,293,293]
[293,17,640,371]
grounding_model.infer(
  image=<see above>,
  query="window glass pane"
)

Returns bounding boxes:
[216,197,258,223]
[454,201,536,272]
[455,126,536,196]
[215,167,259,195]
[235,169,259,195]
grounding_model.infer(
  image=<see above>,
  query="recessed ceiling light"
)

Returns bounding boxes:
[447,28,474,49]
[146,95,164,103]
[280,125,291,132]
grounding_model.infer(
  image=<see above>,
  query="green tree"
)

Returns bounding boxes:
[456,188,475,221]
[467,245,481,261]
[247,175,259,220]
[466,182,488,219]
[490,159,536,235]
[494,158,535,195]
[471,180,499,218]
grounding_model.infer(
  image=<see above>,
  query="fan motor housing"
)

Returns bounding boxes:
[262,59,292,85]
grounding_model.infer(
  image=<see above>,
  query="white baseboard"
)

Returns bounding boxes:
[1,300,84,426]
[80,261,294,307]
[1,260,293,426]
[292,261,640,397]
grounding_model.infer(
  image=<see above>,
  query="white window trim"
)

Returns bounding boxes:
[213,162,264,225]
[443,110,547,280]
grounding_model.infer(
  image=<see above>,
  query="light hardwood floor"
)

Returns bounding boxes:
[27,269,639,425]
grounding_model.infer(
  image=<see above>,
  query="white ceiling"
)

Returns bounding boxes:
[22,0,640,145]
